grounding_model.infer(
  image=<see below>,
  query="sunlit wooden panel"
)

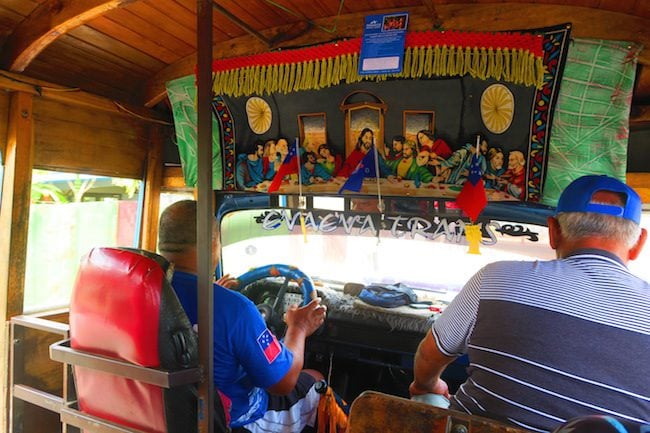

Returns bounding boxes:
[128,1,197,48]
[627,173,650,203]
[33,98,149,179]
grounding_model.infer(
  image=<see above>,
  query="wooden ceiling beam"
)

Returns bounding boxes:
[212,2,271,47]
[420,0,443,29]
[1,0,137,72]
[0,70,168,122]
[630,105,650,127]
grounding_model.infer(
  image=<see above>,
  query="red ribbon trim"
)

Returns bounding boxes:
[212,30,544,72]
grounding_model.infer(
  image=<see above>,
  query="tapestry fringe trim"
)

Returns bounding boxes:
[211,31,545,97]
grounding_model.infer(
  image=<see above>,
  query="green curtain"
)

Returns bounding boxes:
[542,38,640,206]
[166,75,223,189]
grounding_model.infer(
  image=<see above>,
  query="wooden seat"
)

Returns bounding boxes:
[347,391,530,433]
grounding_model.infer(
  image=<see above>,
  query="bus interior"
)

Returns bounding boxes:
[1,1,649,432]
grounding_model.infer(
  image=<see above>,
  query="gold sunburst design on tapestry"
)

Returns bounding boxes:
[480,84,514,134]
[246,97,272,134]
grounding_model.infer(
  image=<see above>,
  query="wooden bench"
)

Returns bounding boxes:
[348,391,530,433]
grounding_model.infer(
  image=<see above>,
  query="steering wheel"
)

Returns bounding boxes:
[235,264,316,334]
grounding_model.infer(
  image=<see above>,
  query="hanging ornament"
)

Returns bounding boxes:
[246,97,272,134]
[480,84,514,134]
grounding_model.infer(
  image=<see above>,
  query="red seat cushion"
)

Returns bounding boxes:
[70,248,167,433]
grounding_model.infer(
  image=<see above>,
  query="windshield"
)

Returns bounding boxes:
[220,197,560,301]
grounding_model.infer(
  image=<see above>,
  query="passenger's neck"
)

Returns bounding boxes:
[559,238,630,264]
[163,251,197,274]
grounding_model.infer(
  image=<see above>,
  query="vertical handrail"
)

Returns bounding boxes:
[196,1,214,433]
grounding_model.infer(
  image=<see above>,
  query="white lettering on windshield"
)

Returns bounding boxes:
[260,210,513,245]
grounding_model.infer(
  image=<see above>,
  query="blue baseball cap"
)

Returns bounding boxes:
[556,175,642,225]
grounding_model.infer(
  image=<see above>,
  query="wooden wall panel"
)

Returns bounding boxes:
[32,98,149,178]
[0,89,8,162]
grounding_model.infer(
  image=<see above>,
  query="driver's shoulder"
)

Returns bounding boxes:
[214,283,257,309]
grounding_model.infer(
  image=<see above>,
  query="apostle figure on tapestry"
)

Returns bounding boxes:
[385,139,434,184]
[236,140,266,188]
[385,135,405,161]
[496,150,526,199]
[483,147,506,189]
[437,138,488,184]
[316,144,342,177]
[301,150,331,184]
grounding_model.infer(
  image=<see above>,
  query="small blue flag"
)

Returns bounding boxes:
[467,153,483,185]
[455,153,487,222]
[338,146,376,193]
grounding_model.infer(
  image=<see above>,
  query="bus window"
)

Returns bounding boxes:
[220,206,557,299]
[23,169,143,313]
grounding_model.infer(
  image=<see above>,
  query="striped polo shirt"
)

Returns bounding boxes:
[432,249,650,432]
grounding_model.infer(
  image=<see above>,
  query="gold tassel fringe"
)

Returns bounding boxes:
[213,45,546,97]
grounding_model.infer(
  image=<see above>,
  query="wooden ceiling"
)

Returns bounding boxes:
[0,0,649,120]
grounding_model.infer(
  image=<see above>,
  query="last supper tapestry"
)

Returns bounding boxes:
[179,23,572,203]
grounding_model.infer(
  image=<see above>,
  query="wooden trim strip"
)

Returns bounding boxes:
[162,166,188,189]
[0,70,168,122]
[140,127,164,251]
[627,172,650,204]
[0,91,34,319]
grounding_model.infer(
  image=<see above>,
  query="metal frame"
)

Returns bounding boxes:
[50,340,201,388]
[49,339,201,433]
[9,315,70,433]
[10,316,201,433]
[59,407,147,433]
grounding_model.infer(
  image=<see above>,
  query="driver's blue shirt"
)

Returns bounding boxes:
[171,271,294,427]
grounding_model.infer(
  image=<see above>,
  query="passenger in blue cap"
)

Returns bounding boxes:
[410,174,649,432]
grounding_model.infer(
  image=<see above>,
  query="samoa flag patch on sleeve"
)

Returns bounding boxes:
[257,328,282,363]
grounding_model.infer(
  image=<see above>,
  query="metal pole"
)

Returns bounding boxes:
[196,1,214,433]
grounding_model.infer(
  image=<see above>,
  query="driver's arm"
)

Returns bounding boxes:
[267,298,326,395]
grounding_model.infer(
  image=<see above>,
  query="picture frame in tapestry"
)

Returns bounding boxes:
[298,113,327,154]
[403,110,435,143]
[344,104,384,157]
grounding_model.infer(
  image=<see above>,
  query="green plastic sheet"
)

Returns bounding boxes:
[166,75,222,189]
[543,38,640,206]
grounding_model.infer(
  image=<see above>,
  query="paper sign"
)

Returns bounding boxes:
[359,12,409,75]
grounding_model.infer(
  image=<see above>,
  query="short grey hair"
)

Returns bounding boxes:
[158,200,197,253]
[556,211,641,248]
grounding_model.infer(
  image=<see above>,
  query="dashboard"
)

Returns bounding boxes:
[239,279,463,401]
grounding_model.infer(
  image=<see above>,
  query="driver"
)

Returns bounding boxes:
[158,200,327,433]
[410,175,649,431]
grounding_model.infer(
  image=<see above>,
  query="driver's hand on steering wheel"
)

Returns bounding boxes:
[216,274,239,290]
[284,298,326,337]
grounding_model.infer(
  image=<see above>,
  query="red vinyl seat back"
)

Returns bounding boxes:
[69,247,198,433]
